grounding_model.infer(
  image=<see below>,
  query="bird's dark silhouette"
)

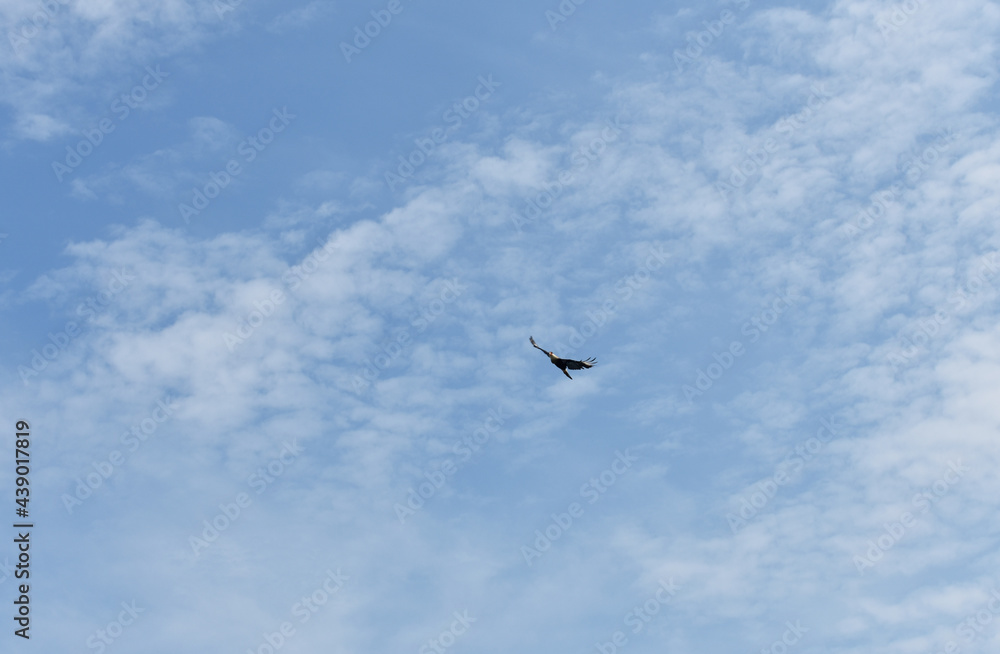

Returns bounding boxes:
[529,336,596,380]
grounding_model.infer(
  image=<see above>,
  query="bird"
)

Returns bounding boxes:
[529,336,596,380]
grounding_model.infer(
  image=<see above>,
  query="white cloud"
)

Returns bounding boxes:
[0,0,233,143]
[266,0,334,34]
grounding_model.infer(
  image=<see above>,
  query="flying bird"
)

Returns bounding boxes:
[530,336,596,380]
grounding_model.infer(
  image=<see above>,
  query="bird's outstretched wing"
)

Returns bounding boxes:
[559,357,597,370]
[531,337,596,379]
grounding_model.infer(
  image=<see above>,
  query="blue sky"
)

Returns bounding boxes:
[2,0,1000,652]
